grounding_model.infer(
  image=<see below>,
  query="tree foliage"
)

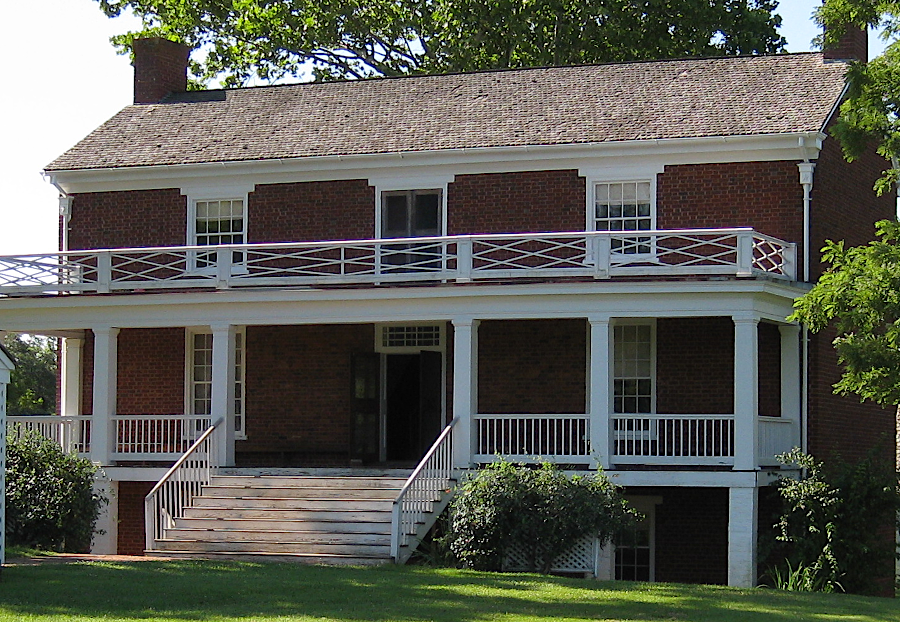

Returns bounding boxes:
[789,220,900,406]
[771,448,900,595]
[96,0,786,85]
[447,460,637,573]
[6,429,107,553]
[816,0,900,193]
[2,334,57,416]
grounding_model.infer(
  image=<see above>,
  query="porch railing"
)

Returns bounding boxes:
[757,416,796,466]
[611,414,735,465]
[144,418,221,551]
[473,414,590,463]
[391,418,457,562]
[113,414,212,460]
[0,228,795,295]
[7,415,91,456]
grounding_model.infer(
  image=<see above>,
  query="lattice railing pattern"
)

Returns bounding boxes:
[7,415,91,455]
[505,533,597,574]
[0,229,795,295]
[611,414,734,464]
[474,414,590,462]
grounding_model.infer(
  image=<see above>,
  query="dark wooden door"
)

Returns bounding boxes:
[418,350,443,455]
[350,353,380,463]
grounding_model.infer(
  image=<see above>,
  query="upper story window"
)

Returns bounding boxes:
[189,198,247,269]
[381,190,442,239]
[613,322,655,415]
[594,181,653,254]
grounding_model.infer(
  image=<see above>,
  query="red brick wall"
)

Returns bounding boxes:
[758,323,782,419]
[448,170,586,234]
[67,189,186,250]
[807,129,897,463]
[116,480,155,555]
[239,324,374,463]
[657,318,734,415]
[81,331,94,415]
[631,487,729,585]
[657,161,802,246]
[248,180,375,242]
[116,328,184,414]
[133,38,189,104]
[477,319,587,414]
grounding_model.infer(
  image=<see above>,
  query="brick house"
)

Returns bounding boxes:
[0,34,895,585]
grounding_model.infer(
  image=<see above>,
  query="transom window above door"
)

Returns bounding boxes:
[381,190,442,238]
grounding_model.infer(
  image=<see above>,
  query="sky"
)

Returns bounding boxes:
[0,0,889,256]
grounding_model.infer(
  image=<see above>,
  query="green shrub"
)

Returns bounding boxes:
[771,447,900,595]
[5,429,107,552]
[448,460,636,573]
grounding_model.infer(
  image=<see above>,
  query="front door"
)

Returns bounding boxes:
[351,350,443,464]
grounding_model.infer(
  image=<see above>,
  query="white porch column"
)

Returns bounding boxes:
[60,337,83,417]
[728,486,759,587]
[91,327,119,465]
[588,316,612,469]
[733,316,759,471]
[210,324,237,467]
[0,347,14,570]
[91,477,118,555]
[779,325,802,449]
[451,318,478,469]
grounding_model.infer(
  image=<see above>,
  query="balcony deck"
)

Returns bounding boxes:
[0,228,795,296]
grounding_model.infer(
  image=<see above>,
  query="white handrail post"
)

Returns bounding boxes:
[97,251,112,293]
[733,315,759,471]
[390,502,401,561]
[592,235,611,279]
[783,242,797,280]
[736,232,753,277]
[456,238,473,282]
[216,248,231,289]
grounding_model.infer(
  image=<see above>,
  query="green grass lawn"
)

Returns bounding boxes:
[0,560,897,622]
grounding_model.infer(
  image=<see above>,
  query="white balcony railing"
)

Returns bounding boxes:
[611,414,735,465]
[0,228,795,295]
[473,413,591,463]
[7,415,91,456]
[113,414,212,461]
[757,416,796,466]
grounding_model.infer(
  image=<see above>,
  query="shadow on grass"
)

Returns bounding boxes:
[0,561,896,622]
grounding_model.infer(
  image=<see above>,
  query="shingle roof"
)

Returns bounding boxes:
[46,53,847,172]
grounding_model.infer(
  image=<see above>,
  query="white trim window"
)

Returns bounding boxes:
[614,497,657,581]
[594,181,653,254]
[613,322,655,416]
[187,328,246,439]
[379,190,443,270]
[188,198,247,269]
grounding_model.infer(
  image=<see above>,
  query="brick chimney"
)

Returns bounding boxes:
[822,24,868,62]
[133,38,190,104]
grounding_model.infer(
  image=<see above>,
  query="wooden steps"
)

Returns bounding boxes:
[146,470,412,565]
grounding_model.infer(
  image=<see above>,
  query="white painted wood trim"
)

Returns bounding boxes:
[451,318,478,469]
[61,338,83,418]
[210,324,237,467]
[90,477,118,555]
[733,316,759,471]
[779,324,802,451]
[727,486,758,587]
[90,327,119,466]
[588,316,612,469]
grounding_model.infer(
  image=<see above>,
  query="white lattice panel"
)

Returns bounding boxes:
[504,533,597,574]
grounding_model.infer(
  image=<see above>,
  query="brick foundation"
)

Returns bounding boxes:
[116,480,155,555]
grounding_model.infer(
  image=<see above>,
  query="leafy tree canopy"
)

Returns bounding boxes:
[817,0,900,193]
[2,334,57,416]
[789,220,900,406]
[96,0,786,85]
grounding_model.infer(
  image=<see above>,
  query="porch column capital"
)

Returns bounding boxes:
[731,314,759,326]
[92,326,120,337]
[451,317,479,329]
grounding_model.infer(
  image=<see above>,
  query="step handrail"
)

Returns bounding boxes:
[144,418,223,551]
[391,418,458,562]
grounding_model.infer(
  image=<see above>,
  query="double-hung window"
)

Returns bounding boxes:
[190,198,247,270]
[612,322,656,444]
[380,190,443,271]
[594,181,653,254]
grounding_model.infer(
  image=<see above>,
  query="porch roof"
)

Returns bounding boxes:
[45,53,847,172]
